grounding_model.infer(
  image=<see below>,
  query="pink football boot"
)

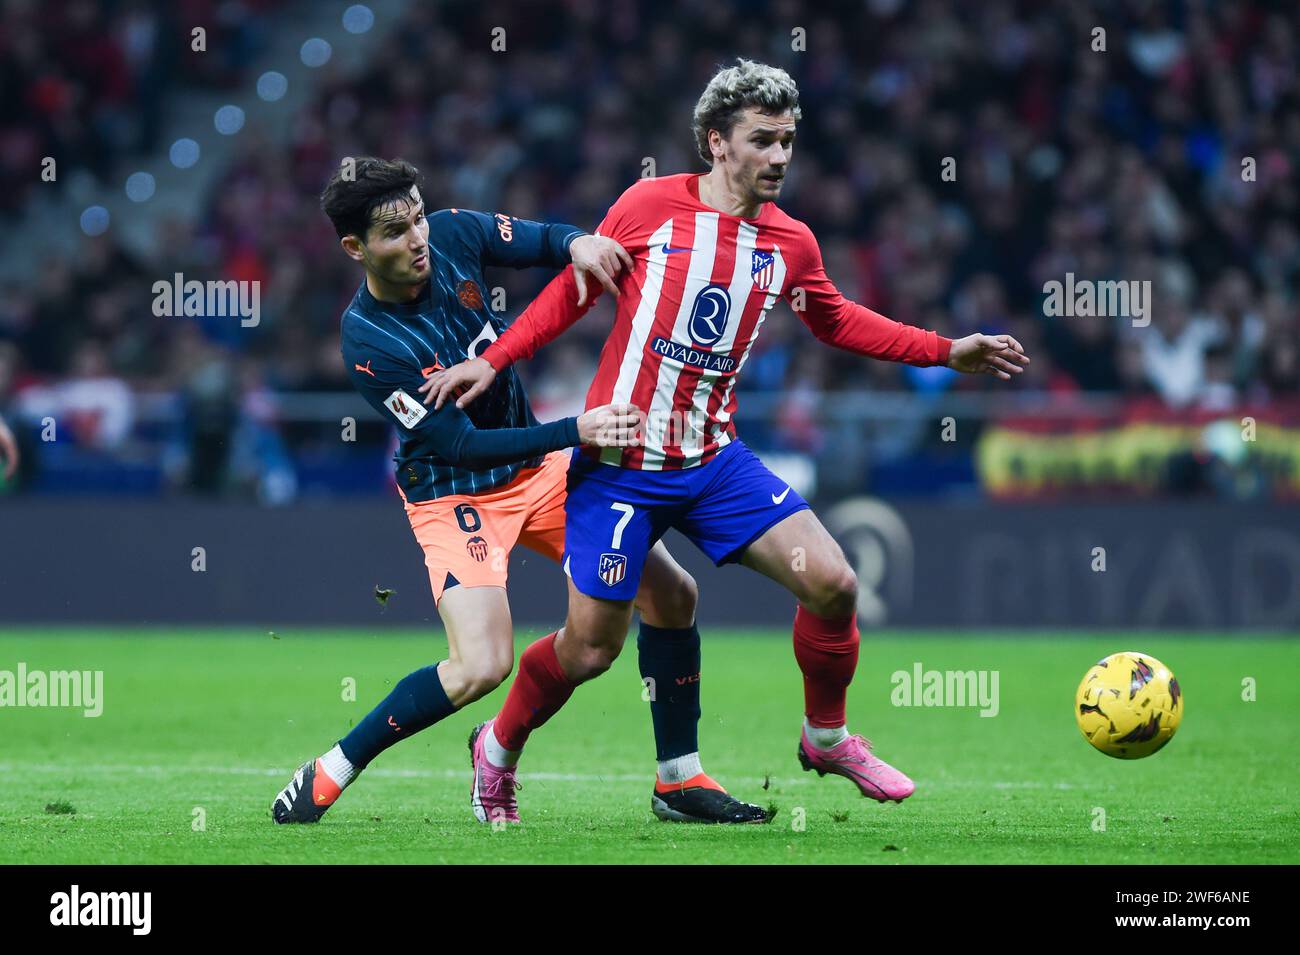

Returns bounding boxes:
[468,721,522,824]
[798,728,915,803]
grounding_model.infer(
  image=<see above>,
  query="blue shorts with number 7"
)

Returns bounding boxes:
[561,439,810,601]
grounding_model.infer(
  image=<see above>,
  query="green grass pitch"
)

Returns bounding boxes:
[1,628,1296,864]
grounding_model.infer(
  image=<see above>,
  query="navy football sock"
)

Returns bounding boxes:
[338,663,456,769]
[637,622,702,762]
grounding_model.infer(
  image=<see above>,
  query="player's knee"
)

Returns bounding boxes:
[648,571,698,628]
[672,572,699,623]
[809,564,858,619]
[570,642,619,682]
[459,654,513,701]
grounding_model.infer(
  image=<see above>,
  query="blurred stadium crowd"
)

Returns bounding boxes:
[0,0,291,215]
[0,0,1297,499]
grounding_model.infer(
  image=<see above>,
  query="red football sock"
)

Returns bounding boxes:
[493,632,575,752]
[792,606,860,727]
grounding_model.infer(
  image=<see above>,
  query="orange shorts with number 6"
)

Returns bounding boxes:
[402,450,569,603]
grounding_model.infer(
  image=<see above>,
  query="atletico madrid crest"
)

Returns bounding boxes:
[598,552,627,587]
[751,250,774,290]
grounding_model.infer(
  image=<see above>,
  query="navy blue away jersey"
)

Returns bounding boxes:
[340,209,584,501]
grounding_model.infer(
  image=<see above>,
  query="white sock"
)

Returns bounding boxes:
[804,719,849,750]
[318,743,358,788]
[657,752,703,784]
[484,723,520,768]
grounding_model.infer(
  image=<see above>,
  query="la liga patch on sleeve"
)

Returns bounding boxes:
[385,389,428,428]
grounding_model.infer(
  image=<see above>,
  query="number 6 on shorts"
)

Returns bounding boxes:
[609,502,634,549]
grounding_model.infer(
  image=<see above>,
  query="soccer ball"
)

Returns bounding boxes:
[1075,651,1183,759]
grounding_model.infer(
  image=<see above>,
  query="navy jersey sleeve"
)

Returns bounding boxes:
[344,345,580,470]
[431,208,583,270]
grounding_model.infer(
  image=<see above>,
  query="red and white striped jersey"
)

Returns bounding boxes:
[481,174,952,471]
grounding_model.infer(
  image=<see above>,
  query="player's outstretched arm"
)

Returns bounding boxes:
[801,290,1029,378]
[788,227,1029,376]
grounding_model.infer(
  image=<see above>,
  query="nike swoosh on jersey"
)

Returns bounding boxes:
[772,486,791,504]
[660,244,694,254]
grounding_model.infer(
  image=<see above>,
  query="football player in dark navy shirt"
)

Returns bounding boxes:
[273,158,763,826]
[338,184,638,499]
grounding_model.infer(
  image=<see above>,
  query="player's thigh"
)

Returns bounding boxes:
[564,578,635,650]
[634,541,698,628]
[555,577,635,681]
[437,584,515,674]
[739,506,856,605]
[676,439,812,570]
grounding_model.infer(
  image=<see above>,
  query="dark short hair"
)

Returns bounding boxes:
[320,157,423,240]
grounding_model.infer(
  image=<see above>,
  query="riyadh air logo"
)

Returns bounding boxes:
[751,250,775,290]
[599,553,627,587]
[687,284,730,347]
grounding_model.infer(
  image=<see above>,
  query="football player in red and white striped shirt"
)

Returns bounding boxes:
[424,59,1029,821]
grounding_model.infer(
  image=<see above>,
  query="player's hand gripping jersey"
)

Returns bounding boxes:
[482,173,952,472]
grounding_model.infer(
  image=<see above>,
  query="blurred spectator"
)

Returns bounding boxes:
[1138,299,1224,409]
[16,340,134,450]
[0,0,288,215]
